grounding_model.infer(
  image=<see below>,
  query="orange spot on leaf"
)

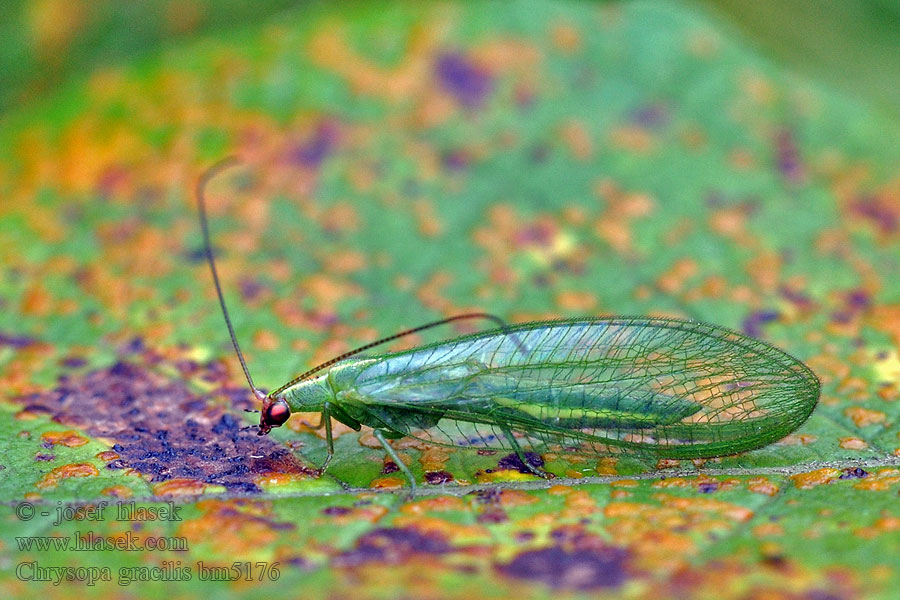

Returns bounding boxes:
[36,462,100,489]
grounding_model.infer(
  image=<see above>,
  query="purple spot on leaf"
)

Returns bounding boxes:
[779,286,814,310]
[742,310,779,338]
[424,470,454,485]
[846,289,871,311]
[477,508,508,524]
[288,121,339,167]
[333,528,451,566]
[496,545,629,590]
[435,52,493,109]
[239,278,266,302]
[632,104,668,128]
[849,195,898,234]
[0,332,37,349]
[321,506,353,516]
[496,452,544,474]
[441,149,471,171]
[839,467,868,479]
[775,129,805,183]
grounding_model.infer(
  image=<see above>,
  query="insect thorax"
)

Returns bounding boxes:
[278,359,374,413]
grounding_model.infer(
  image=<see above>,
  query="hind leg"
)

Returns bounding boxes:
[373,429,417,494]
[501,428,552,479]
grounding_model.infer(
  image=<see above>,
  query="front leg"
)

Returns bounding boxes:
[316,402,335,475]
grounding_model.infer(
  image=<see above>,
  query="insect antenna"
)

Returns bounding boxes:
[196,156,267,404]
[268,312,528,397]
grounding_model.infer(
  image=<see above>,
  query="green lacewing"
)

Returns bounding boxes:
[197,158,820,489]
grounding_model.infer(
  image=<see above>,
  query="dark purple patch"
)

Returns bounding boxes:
[496,545,629,590]
[16,360,312,492]
[20,404,53,415]
[515,222,554,247]
[0,332,37,349]
[550,526,597,546]
[850,195,898,234]
[441,149,471,171]
[60,356,88,369]
[632,104,669,129]
[698,482,718,493]
[830,311,853,324]
[285,556,316,571]
[477,508,508,524]
[805,591,843,600]
[471,487,502,505]
[332,528,451,567]
[434,52,493,109]
[321,506,353,517]
[120,337,146,355]
[238,278,266,302]
[287,121,339,168]
[838,467,868,480]
[34,454,55,462]
[741,310,779,337]
[496,452,544,474]
[381,461,400,475]
[846,289,871,311]
[779,286,814,310]
[530,144,550,164]
[424,470,454,485]
[309,311,340,329]
[774,129,805,183]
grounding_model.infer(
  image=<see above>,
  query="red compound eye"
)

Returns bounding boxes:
[263,398,291,427]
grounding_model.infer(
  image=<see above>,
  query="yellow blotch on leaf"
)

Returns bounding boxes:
[747,477,779,496]
[839,437,869,450]
[41,430,89,447]
[853,469,900,491]
[791,468,840,489]
[551,22,581,53]
[370,476,405,489]
[844,406,887,428]
[152,479,215,497]
[36,463,100,489]
[401,496,466,515]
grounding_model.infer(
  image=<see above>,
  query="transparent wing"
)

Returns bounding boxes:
[347,317,820,458]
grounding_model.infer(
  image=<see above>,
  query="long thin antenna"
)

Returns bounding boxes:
[268,312,526,397]
[196,156,266,402]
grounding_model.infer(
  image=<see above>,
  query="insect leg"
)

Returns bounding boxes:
[373,429,417,493]
[500,428,552,479]
[316,404,335,474]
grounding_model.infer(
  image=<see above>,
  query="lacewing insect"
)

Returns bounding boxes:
[197,158,820,490]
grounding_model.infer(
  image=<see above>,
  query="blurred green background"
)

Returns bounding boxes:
[4,1,900,120]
